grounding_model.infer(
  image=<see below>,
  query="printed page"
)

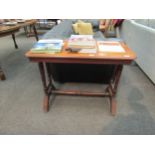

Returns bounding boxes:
[98,44,125,53]
[70,35,93,39]
[38,39,63,44]
[79,48,97,54]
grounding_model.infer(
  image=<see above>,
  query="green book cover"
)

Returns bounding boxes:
[31,42,62,53]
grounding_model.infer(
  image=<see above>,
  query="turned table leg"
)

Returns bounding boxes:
[105,65,123,115]
[38,62,49,112]
[113,65,123,95]
[110,96,116,116]
[0,65,6,81]
[108,86,116,116]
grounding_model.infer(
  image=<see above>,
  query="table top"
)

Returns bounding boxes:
[0,19,37,34]
[0,25,20,35]
[25,41,136,62]
[16,19,37,27]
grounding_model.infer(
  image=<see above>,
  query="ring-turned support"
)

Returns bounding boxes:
[38,63,123,115]
[0,66,6,81]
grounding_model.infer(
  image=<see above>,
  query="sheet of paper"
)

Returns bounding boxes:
[98,44,125,53]
[79,48,96,54]
[68,40,96,48]
[38,39,63,44]
[97,41,120,44]
[70,35,93,39]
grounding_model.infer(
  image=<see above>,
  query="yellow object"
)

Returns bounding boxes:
[72,20,85,34]
[77,19,84,23]
[77,22,93,35]
[72,23,79,33]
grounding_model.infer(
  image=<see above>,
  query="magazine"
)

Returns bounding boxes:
[97,41,125,53]
[31,39,63,53]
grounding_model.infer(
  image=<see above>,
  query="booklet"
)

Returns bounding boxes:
[31,39,63,53]
[38,39,63,44]
[97,41,125,53]
[70,35,93,39]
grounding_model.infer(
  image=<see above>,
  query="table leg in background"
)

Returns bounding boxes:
[12,33,18,49]
[32,24,39,41]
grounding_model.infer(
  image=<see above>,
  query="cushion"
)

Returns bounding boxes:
[72,23,79,33]
[72,20,85,34]
[80,19,99,27]
[77,19,84,23]
[77,22,93,35]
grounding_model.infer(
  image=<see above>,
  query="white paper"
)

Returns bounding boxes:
[79,48,96,54]
[68,40,96,47]
[38,39,63,44]
[98,44,125,53]
[70,35,93,39]
[97,41,120,44]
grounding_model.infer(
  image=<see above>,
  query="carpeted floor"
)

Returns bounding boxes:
[0,30,155,135]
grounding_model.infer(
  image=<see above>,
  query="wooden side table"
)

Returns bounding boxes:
[0,25,20,80]
[25,41,136,115]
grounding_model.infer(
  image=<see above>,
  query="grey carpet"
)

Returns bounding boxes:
[0,30,155,135]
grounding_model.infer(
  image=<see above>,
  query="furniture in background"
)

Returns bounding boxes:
[0,19,38,80]
[17,19,38,41]
[99,19,109,32]
[99,19,117,38]
[119,19,155,84]
[0,24,20,48]
[0,25,20,80]
[37,19,60,29]
[0,19,38,41]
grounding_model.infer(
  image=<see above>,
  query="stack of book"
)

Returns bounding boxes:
[67,35,96,53]
[31,39,63,53]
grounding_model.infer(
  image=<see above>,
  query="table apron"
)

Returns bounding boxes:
[28,58,132,65]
